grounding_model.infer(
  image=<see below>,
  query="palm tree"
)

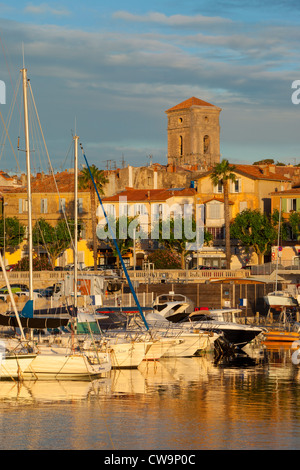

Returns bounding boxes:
[210,159,236,269]
[79,165,108,269]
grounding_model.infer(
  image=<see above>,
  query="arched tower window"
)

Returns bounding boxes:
[179,135,183,156]
[203,135,210,154]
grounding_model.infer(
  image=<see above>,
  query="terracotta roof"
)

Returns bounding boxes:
[234,165,292,181]
[103,188,196,203]
[270,187,300,196]
[6,171,89,194]
[198,164,292,182]
[202,196,234,205]
[166,97,216,113]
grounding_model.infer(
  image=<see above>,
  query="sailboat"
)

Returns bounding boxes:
[264,198,299,309]
[11,66,111,380]
[0,253,36,380]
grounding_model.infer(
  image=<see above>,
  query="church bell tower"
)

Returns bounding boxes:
[165,97,221,168]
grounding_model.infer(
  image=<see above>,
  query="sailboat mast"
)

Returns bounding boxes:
[275,197,282,293]
[21,67,33,301]
[74,133,79,308]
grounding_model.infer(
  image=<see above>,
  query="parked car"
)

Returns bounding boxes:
[192,265,219,270]
[0,284,29,294]
[5,265,16,271]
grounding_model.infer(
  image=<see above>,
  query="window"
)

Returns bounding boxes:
[239,201,247,212]
[287,198,297,212]
[209,203,221,219]
[59,198,66,213]
[152,204,163,216]
[214,182,223,194]
[203,135,210,154]
[207,227,224,240]
[232,179,241,193]
[179,136,183,156]
[134,204,147,216]
[19,198,28,213]
[41,198,48,214]
[103,204,115,218]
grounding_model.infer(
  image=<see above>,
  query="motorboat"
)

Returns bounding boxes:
[152,293,193,322]
[145,311,220,357]
[264,291,298,307]
[173,308,263,350]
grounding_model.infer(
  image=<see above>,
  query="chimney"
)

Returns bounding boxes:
[269,164,276,173]
[263,167,269,176]
[154,170,158,189]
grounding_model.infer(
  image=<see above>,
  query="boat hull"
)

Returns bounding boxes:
[263,330,300,343]
[106,341,146,368]
[264,293,298,307]
[23,348,111,380]
[0,354,36,380]
[191,322,263,348]
[162,333,210,357]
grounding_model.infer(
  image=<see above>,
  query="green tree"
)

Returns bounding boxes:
[0,216,26,251]
[210,159,236,268]
[15,255,53,271]
[79,165,108,269]
[155,216,196,269]
[230,209,279,264]
[289,211,300,240]
[102,215,140,268]
[32,218,81,267]
[147,249,181,269]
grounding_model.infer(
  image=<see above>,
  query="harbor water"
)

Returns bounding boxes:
[0,345,300,451]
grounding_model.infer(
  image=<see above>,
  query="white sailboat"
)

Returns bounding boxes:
[17,66,111,380]
[144,311,219,357]
[0,252,37,380]
[264,198,299,308]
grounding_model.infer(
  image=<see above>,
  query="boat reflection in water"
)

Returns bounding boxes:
[2,345,300,450]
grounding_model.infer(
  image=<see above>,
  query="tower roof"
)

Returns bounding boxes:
[165,97,216,113]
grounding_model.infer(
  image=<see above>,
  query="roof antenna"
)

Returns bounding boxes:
[22,42,25,68]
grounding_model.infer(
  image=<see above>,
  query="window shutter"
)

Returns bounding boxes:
[281,198,287,212]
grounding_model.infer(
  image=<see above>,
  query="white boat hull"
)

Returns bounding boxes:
[105,341,146,368]
[162,333,209,357]
[0,354,36,380]
[24,347,111,380]
[264,292,298,307]
[143,338,175,360]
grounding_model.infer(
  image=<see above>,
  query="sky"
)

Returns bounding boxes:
[0,0,300,174]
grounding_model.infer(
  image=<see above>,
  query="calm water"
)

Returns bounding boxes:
[1,346,300,451]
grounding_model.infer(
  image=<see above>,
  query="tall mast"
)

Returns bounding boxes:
[21,67,33,301]
[74,133,79,308]
[275,197,282,293]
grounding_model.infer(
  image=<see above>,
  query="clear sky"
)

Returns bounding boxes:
[0,0,300,174]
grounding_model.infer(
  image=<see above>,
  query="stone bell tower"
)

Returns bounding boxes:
[165,97,221,168]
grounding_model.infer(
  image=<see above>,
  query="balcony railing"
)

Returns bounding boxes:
[251,260,300,276]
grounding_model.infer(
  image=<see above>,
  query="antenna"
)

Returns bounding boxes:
[22,42,25,68]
